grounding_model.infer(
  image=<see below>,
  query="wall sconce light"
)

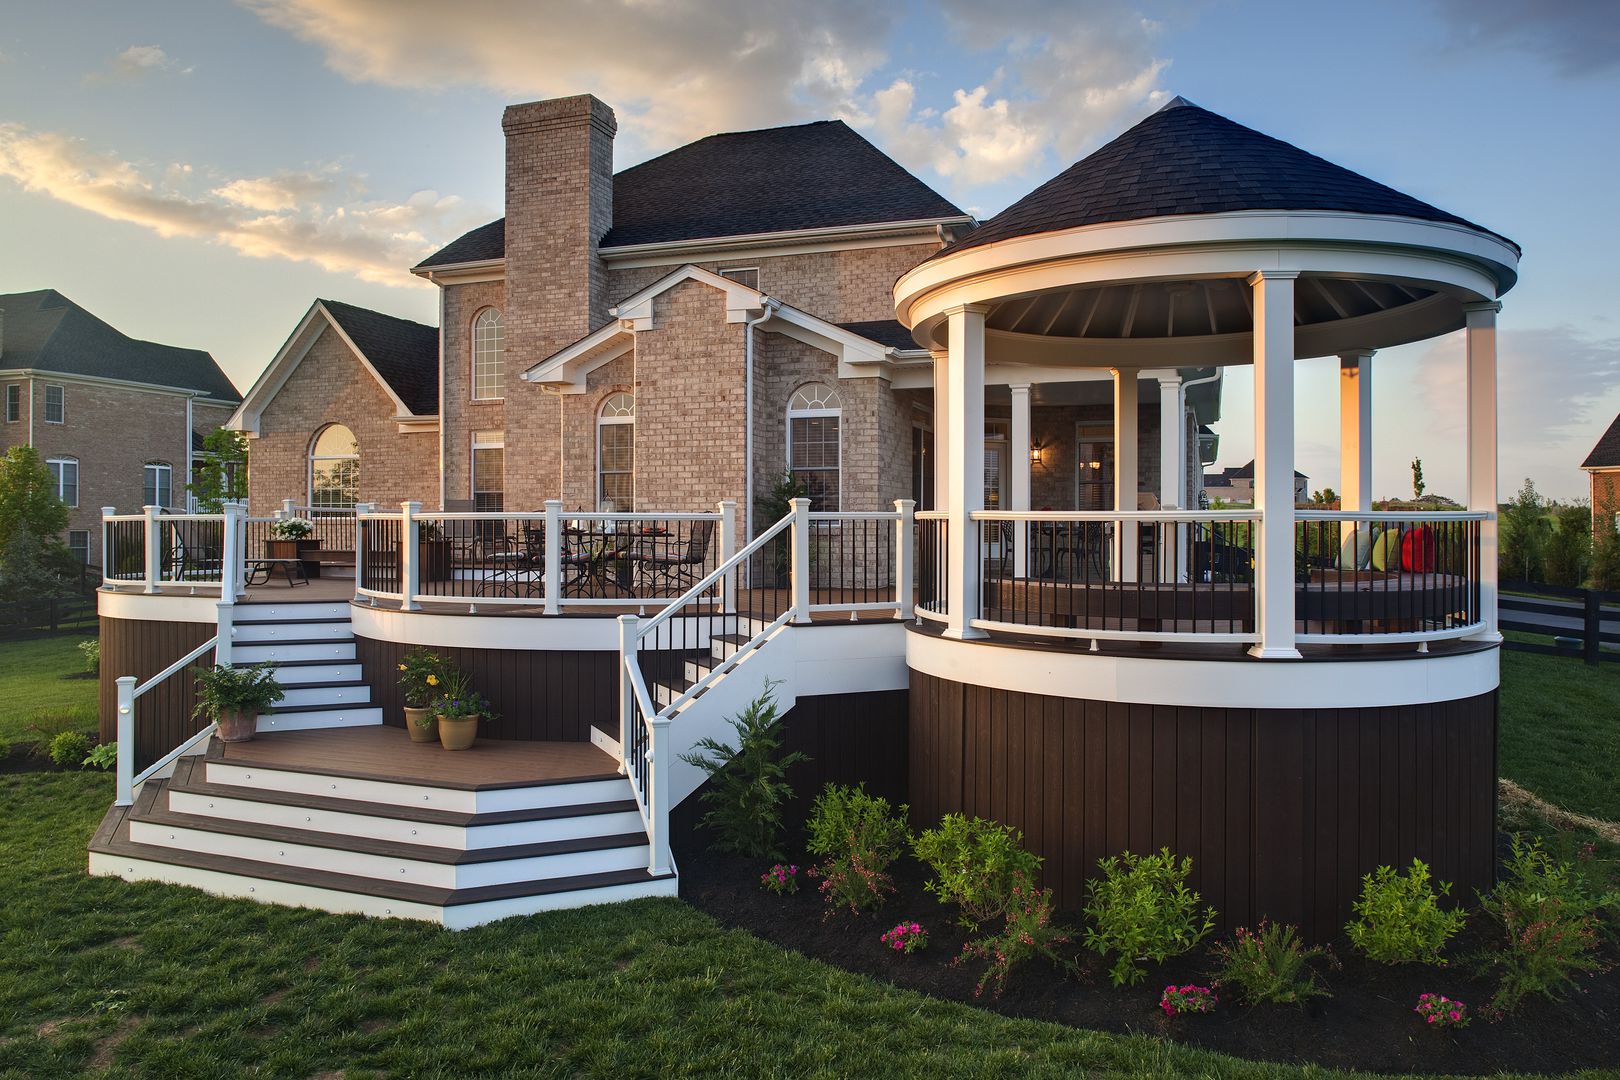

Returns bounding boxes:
[1029,443,1044,467]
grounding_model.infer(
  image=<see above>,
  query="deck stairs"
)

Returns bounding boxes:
[232,600,383,733]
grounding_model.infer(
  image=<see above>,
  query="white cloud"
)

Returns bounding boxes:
[90,45,192,83]
[0,124,476,285]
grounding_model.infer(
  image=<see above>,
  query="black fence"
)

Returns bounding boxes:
[1500,580,1620,666]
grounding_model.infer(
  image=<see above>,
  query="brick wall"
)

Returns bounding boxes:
[1593,470,1620,537]
[1026,402,1161,509]
[247,324,438,515]
[440,279,507,504]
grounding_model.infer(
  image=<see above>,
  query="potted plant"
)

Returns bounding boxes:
[397,649,448,744]
[192,662,285,743]
[431,668,496,751]
[409,520,455,584]
[268,518,322,576]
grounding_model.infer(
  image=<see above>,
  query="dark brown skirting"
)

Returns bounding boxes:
[98,615,218,771]
[908,670,1497,940]
[672,689,910,850]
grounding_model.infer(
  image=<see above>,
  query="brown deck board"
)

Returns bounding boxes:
[213,727,619,789]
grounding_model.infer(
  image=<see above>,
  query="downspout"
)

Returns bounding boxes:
[743,298,779,544]
[185,394,194,511]
[27,378,34,448]
[1177,367,1221,499]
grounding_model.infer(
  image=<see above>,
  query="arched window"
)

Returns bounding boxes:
[143,462,173,509]
[472,309,504,400]
[310,424,359,509]
[597,393,634,511]
[787,383,841,510]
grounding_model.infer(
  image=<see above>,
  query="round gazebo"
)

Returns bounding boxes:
[894,98,1519,936]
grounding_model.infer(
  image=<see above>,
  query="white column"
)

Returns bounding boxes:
[1112,369,1139,583]
[400,500,421,611]
[894,498,915,620]
[142,504,162,593]
[944,305,988,638]
[1009,382,1032,578]
[1338,351,1374,511]
[717,499,737,614]
[931,350,950,510]
[1249,270,1301,658]
[1465,302,1502,639]
[789,497,812,625]
[1157,374,1182,509]
[543,500,563,615]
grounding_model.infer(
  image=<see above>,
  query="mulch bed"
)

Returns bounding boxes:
[680,849,1620,1076]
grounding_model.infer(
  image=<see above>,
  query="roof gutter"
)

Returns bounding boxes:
[598,216,975,263]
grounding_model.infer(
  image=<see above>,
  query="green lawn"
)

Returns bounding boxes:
[0,634,98,744]
[1499,644,1620,822]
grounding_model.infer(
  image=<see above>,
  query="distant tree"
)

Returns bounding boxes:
[187,428,248,513]
[0,447,75,609]
[1498,478,1549,583]
[1311,487,1338,506]
[1544,504,1593,588]
[1410,458,1426,500]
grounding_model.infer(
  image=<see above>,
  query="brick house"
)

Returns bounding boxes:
[1581,411,1620,536]
[0,289,239,563]
[233,93,1224,540]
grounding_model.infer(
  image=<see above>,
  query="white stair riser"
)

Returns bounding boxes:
[235,642,356,664]
[127,821,648,889]
[270,663,364,686]
[236,603,350,623]
[275,684,372,708]
[257,708,383,732]
[234,621,351,643]
[166,789,645,850]
[204,762,633,815]
[90,851,678,928]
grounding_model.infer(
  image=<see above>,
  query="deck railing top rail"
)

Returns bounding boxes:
[1295,509,1492,522]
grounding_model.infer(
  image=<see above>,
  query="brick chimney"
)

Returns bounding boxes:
[501,95,616,372]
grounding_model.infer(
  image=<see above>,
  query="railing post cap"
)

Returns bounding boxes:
[116,674,136,686]
[616,613,638,624]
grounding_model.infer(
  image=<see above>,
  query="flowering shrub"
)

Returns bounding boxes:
[1479,835,1619,1013]
[912,814,1042,930]
[1345,860,1466,964]
[880,921,929,954]
[805,784,909,916]
[269,518,313,540]
[1415,993,1470,1030]
[956,872,1075,998]
[1159,983,1217,1017]
[760,863,800,895]
[397,649,449,711]
[1211,920,1337,1006]
[1082,848,1217,987]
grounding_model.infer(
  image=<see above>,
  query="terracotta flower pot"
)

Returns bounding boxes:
[404,706,436,743]
[438,715,479,751]
[216,708,257,743]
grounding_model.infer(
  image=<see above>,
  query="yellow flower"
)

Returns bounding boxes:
[398,664,407,672]
[426,674,439,686]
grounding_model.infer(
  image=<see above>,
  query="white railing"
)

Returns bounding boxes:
[114,633,221,806]
[101,504,247,599]
[967,510,1261,644]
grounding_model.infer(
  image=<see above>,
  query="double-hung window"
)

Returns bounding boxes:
[787,383,841,511]
[47,457,79,507]
[44,384,64,424]
[472,431,505,512]
[4,385,18,422]
[144,462,173,509]
[596,393,634,510]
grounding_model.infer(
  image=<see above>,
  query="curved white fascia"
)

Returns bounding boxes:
[350,603,622,652]
[894,211,1518,334]
[907,630,1499,710]
[99,589,221,624]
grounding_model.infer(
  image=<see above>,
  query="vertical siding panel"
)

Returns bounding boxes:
[1127,703,1154,855]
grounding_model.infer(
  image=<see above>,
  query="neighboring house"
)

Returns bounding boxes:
[232,95,1222,532]
[1202,459,1308,505]
[1581,411,1620,536]
[0,289,240,563]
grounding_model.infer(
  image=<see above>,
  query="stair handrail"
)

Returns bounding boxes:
[114,633,220,806]
[633,510,794,643]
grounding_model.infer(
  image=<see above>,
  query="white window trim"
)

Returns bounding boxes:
[144,462,174,510]
[471,308,505,402]
[4,384,18,423]
[471,430,505,509]
[47,456,79,508]
[786,383,842,511]
[308,424,360,509]
[44,383,65,424]
[596,393,634,511]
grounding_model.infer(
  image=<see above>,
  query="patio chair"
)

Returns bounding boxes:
[632,520,714,596]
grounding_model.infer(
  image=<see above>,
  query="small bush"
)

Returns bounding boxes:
[82,742,117,771]
[805,783,909,915]
[1082,848,1217,987]
[1211,920,1336,1006]
[1345,860,1467,964]
[1415,992,1470,1030]
[26,706,96,747]
[880,921,929,955]
[679,682,806,861]
[912,814,1042,929]
[760,863,800,895]
[956,872,1074,997]
[48,731,91,768]
[77,638,100,673]
[1478,835,1619,1012]
[1159,983,1217,1017]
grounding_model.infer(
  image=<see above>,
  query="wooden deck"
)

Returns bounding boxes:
[212,727,621,788]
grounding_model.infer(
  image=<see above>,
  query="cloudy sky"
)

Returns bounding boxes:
[1,0,1616,500]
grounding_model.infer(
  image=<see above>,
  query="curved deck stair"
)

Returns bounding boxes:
[88,729,676,928]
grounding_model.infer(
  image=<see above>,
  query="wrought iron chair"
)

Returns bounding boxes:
[632,520,714,596]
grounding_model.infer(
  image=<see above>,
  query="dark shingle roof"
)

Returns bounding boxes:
[318,300,439,416]
[837,320,923,351]
[936,97,1516,260]
[416,119,965,269]
[1230,460,1306,480]
[0,289,238,401]
[1583,413,1620,469]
